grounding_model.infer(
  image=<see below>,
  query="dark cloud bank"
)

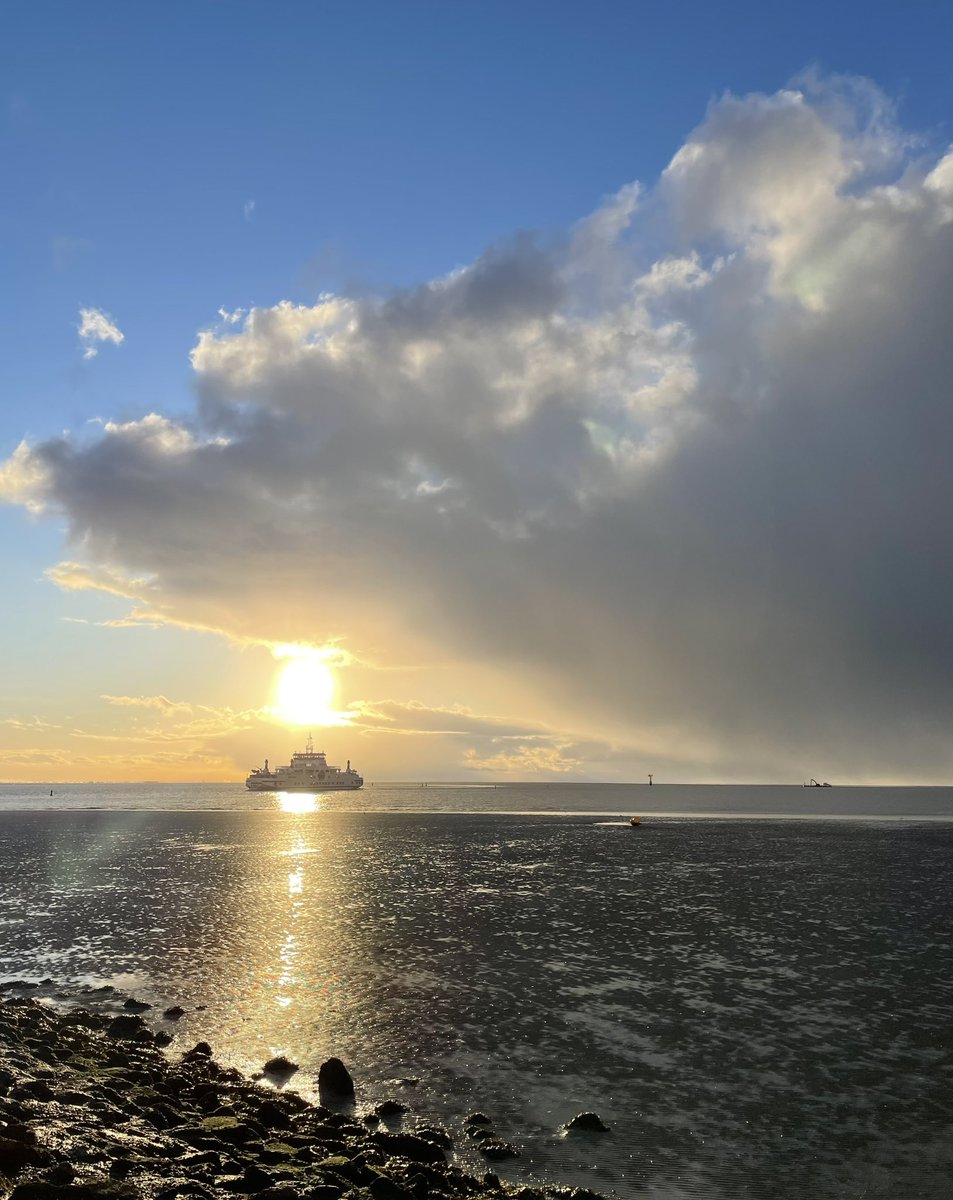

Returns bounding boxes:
[4,75,953,781]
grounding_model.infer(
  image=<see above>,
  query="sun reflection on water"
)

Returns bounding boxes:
[277,792,319,814]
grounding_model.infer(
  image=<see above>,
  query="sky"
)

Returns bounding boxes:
[1,0,952,784]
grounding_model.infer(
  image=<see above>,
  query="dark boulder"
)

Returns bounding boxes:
[163,1007,186,1021]
[262,1056,298,1079]
[106,1015,146,1040]
[44,1164,76,1186]
[465,1126,495,1143]
[0,1136,52,1174]
[369,1176,414,1200]
[123,998,152,1012]
[463,1112,492,1125]
[563,1112,610,1133]
[9,1183,138,1200]
[479,1139,520,1161]
[255,1099,293,1131]
[373,1099,407,1117]
[413,1126,453,1150]
[370,1132,445,1165]
[182,1042,213,1061]
[10,1079,55,1102]
[317,1058,354,1104]
[232,1165,275,1194]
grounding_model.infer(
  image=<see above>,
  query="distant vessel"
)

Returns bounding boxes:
[804,779,833,787]
[245,735,363,791]
[630,816,642,827]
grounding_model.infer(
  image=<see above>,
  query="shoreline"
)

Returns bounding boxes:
[0,996,603,1200]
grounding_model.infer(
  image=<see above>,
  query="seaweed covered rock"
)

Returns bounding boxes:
[0,997,606,1200]
[262,1056,298,1079]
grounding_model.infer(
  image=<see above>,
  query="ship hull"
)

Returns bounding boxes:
[245,779,363,792]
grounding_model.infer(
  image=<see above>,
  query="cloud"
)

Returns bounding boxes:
[5,74,953,781]
[244,200,256,222]
[348,699,555,740]
[101,694,195,716]
[462,742,581,776]
[78,307,124,359]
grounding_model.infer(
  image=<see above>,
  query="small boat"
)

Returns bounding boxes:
[629,816,642,827]
[803,779,833,787]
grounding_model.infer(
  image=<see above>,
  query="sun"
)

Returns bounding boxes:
[275,656,336,726]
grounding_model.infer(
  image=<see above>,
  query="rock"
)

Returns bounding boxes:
[563,1112,610,1133]
[413,1127,452,1150]
[370,1132,445,1165]
[123,998,152,1012]
[373,1099,407,1117]
[106,1015,146,1039]
[198,1116,260,1145]
[0,1136,52,1173]
[44,1164,76,1185]
[9,1183,138,1200]
[262,1056,298,1079]
[232,1164,275,1194]
[465,1127,495,1143]
[163,1007,186,1020]
[369,1176,414,1200]
[154,1031,174,1048]
[316,1058,354,1104]
[463,1112,492,1125]
[183,1042,214,1061]
[10,1079,56,1101]
[255,1099,293,1131]
[478,1138,520,1161]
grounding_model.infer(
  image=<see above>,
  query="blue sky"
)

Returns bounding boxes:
[2,2,952,781]
[4,1,951,442]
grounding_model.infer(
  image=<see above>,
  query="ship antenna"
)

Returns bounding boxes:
[306,732,313,754]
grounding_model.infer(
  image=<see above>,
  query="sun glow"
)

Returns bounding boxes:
[277,793,319,814]
[274,654,338,726]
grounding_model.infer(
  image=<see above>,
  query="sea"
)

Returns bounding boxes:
[1,781,952,1199]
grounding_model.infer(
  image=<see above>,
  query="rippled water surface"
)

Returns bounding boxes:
[1,804,952,1198]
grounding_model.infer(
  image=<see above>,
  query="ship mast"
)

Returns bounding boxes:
[306,732,314,754]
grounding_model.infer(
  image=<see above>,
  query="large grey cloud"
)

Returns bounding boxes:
[4,74,953,780]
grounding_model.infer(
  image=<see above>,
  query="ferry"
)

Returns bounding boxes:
[245,735,363,791]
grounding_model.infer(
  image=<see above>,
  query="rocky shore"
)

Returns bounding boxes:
[0,998,604,1200]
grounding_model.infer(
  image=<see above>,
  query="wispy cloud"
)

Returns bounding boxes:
[78,306,124,359]
[243,199,256,222]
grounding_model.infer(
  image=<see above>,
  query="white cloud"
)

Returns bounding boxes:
[78,306,124,359]
[244,199,256,222]
[5,74,953,781]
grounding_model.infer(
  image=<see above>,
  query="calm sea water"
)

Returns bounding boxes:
[1,784,952,1199]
